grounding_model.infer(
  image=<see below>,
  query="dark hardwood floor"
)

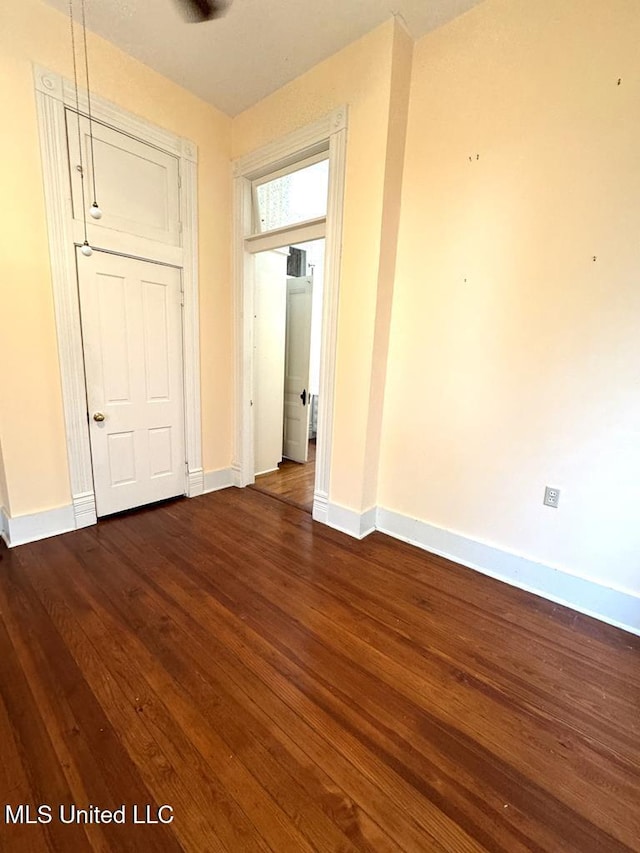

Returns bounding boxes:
[0,487,639,852]
[251,440,316,511]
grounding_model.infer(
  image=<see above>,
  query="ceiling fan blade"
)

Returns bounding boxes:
[174,0,228,22]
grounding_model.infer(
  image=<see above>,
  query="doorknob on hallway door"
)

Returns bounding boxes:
[93,412,106,422]
[300,389,307,406]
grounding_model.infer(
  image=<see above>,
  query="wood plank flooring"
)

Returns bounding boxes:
[0,487,639,852]
[251,440,316,511]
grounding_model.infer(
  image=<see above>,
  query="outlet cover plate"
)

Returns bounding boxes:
[544,486,560,508]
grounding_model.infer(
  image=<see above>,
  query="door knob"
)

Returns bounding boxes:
[300,389,307,406]
[93,412,106,422]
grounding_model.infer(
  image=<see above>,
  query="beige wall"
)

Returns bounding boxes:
[361,22,413,510]
[233,18,408,512]
[0,0,233,517]
[379,0,640,593]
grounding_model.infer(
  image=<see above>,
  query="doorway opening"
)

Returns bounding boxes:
[251,239,324,511]
[35,65,202,531]
[232,107,348,526]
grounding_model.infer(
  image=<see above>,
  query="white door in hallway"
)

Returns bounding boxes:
[283,276,313,463]
[78,251,186,516]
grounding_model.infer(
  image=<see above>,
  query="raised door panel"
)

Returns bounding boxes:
[66,111,181,247]
[142,279,172,401]
[95,273,132,405]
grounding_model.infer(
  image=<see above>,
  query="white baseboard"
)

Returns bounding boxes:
[325,501,377,540]
[0,468,234,548]
[1,504,75,548]
[0,506,9,546]
[187,467,205,497]
[312,491,328,524]
[73,491,97,528]
[255,466,278,477]
[203,468,234,494]
[376,507,640,638]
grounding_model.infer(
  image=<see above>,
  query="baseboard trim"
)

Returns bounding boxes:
[203,468,234,494]
[376,507,640,638]
[73,491,97,529]
[325,501,376,540]
[255,466,279,477]
[187,467,205,497]
[0,506,9,546]
[1,504,76,548]
[312,491,328,524]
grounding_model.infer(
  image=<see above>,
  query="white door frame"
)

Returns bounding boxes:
[33,64,202,529]
[232,108,347,523]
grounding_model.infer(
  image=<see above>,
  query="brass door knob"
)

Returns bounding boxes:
[93,412,106,422]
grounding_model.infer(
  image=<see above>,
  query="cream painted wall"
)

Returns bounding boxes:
[361,21,413,510]
[379,0,640,593]
[0,0,232,517]
[233,18,407,512]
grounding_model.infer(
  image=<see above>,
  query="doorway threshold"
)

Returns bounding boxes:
[250,441,316,513]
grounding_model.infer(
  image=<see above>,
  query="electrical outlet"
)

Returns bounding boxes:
[543,486,560,508]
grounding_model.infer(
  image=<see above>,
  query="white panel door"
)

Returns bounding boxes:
[66,111,181,247]
[283,276,313,463]
[78,250,186,516]
[253,251,287,475]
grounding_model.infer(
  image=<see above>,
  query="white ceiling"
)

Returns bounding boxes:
[43,0,486,116]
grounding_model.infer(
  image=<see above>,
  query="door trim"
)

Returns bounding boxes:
[232,108,347,523]
[33,64,202,529]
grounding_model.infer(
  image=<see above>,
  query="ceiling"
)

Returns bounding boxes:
[43,0,486,116]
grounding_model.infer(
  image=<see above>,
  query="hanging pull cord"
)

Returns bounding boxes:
[69,0,92,254]
[81,0,101,219]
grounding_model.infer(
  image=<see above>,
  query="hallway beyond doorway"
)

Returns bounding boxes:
[250,440,316,512]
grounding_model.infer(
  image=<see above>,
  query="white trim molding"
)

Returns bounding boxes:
[188,469,205,497]
[179,150,203,498]
[1,505,75,549]
[325,502,377,540]
[232,108,348,517]
[73,492,98,529]
[314,113,348,525]
[203,468,234,494]
[0,506,9,547]
[311,492,329,525]
[376,507,640,638]
[33,64,202,525]
[233,109,347,179]
[244,217,326,254]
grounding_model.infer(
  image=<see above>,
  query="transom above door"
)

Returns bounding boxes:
[66,110,184,265]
